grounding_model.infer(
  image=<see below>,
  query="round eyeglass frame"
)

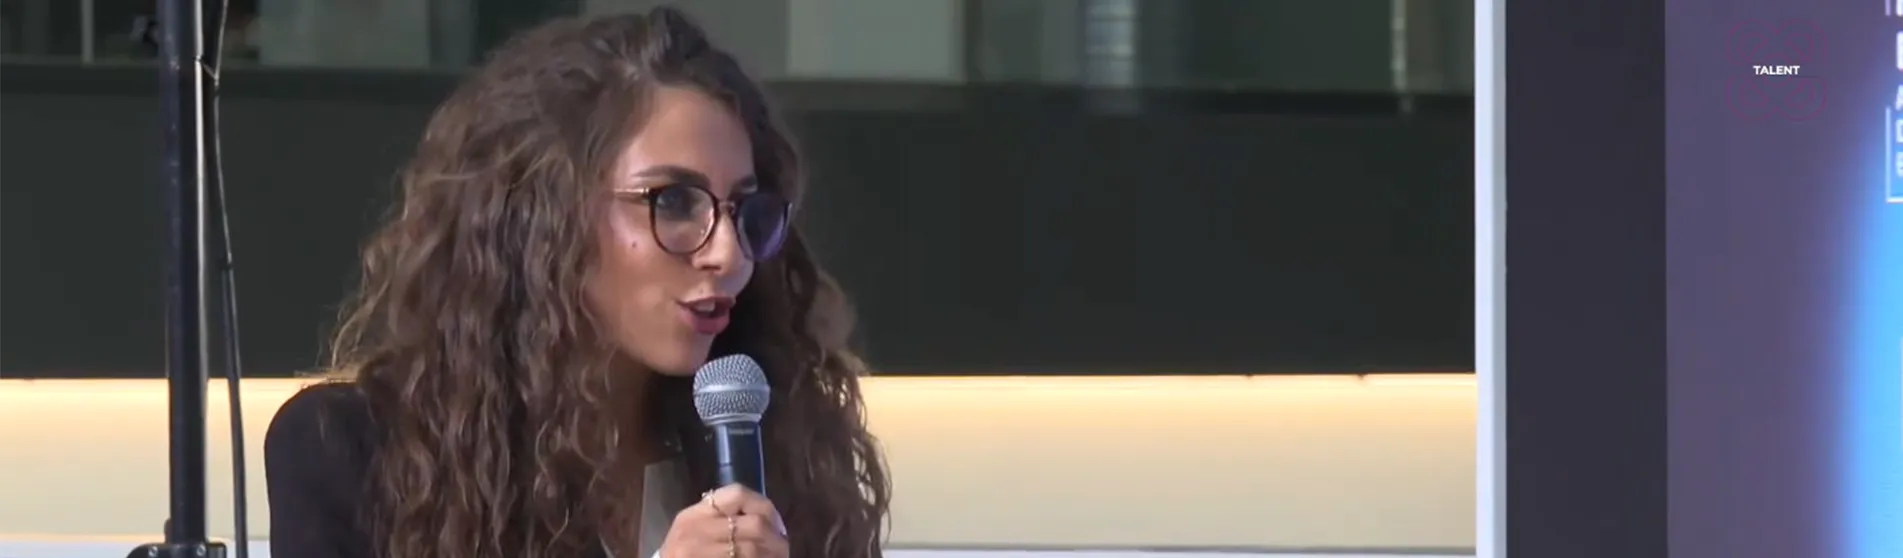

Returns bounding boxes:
[613,184,793,261]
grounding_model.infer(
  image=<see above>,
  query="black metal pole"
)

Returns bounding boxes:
[130,0,225,553]
[158,0,211,541]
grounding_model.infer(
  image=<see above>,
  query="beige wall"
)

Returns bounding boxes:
[0,375,1476,551]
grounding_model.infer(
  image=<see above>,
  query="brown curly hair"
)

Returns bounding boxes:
[320,7,889,558]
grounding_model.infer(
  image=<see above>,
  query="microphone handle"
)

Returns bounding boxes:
[711,421,767,496]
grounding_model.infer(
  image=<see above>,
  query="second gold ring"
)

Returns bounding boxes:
[726,515,739,557]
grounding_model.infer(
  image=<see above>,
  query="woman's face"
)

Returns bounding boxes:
[587,86,758,377]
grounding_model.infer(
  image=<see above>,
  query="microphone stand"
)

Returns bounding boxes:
[130,0,233,554]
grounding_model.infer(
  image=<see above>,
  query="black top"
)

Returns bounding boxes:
[265,383,630,558]
[262,382,379,558]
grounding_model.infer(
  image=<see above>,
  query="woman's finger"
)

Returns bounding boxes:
[686,515,782,558]
[705,484,781,521]
[739,515,790,558]
[731,520,788,558]
[746,533,790,558]
[684,507,778,539]
[731,514,777,542]
[762,534,791,558]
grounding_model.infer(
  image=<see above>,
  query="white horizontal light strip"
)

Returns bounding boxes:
[0,539,1473,558]
[0,376,1477,550]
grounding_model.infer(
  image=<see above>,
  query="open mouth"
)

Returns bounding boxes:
[682,297,734,318]
[680,296,736,336]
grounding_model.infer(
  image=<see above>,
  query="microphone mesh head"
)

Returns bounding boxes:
[692,354,771,425]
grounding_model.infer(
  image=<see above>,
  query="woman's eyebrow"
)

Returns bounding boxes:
[628,165,710,186]
[629,165,757,192]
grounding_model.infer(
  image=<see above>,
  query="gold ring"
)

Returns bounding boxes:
[727,515,739,557]
[706,494,726,516]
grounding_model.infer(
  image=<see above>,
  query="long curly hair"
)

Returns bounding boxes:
[320,8,888,558]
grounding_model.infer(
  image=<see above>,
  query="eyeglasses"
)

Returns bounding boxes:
[613,184,792,260]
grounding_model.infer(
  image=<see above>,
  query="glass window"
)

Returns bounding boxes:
[966,0,1471,93]
[2,0,1469,92]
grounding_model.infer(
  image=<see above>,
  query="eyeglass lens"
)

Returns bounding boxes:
[649,185,789,259]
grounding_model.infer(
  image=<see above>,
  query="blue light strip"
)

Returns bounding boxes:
[1842,103,1903,558]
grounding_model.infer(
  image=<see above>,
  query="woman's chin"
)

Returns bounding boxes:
[644,350,710,377]
[651,364,698,377]
[617,337,713,377]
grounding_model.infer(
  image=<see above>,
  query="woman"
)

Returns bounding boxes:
[263,7,890,558]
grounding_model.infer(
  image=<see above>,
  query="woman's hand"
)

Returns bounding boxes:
[659,484,788,558]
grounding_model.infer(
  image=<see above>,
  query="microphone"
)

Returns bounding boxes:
[693,354,772,495]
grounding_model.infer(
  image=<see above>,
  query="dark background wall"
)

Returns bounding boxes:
[0,65,1473,377]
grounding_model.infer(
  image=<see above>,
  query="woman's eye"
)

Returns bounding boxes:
[651,187,704,219]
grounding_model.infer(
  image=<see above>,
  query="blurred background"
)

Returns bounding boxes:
[0,0,1476,379]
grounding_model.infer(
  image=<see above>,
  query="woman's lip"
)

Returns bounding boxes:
[680,295,736,312]
[680,301,732,335]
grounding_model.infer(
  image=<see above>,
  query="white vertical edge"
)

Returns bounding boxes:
[1389,0,1410,93]
[1889,105,1902,203]
[1389,0,1416,114]
[1473,0,1506,555]
[79,0,95,63]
